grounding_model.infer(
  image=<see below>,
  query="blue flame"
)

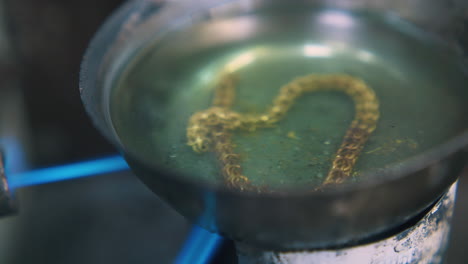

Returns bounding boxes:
[4,148,224,263]
[8,155,129,189]
[174,225,224,264]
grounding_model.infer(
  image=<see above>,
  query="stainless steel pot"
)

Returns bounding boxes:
[80,0,468,250]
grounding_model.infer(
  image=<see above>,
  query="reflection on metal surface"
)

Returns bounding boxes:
[237,182,457,264]
[225,51,256,73]
[318,10,356,28]
[356,50,376,63]
[303,44,333,57]
[0,150,15,216]
[187,73,379,191]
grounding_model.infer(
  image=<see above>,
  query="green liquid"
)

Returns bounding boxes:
[111,9,468,190]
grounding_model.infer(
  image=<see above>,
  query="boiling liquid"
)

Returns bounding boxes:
[111,9,468,191]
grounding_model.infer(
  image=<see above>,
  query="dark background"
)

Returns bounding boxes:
[3,0,122,167]
[0,0,466,263]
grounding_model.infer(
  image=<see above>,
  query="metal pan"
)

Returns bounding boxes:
[80,0,468,249]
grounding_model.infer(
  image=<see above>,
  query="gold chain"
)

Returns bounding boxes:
[187,73,379,191]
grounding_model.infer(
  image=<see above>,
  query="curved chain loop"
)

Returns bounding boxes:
[187,73,379,191]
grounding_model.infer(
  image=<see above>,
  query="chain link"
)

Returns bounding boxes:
[187,73,379,191]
